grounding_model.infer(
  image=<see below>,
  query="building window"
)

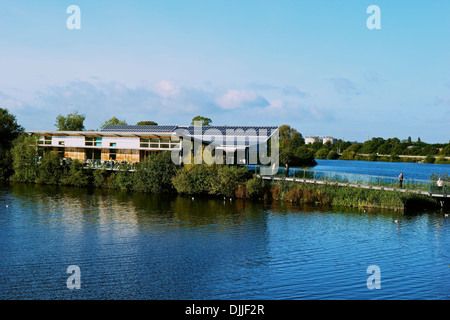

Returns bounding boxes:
[150,138,159,148]
[140,138,149,148]
[85,137,93,146]
[109,149,117,160]
[110,143,116,147]
[94,137,102,147]
[44,136,52,145]
[58,141,65,146]
[160,138,170,149]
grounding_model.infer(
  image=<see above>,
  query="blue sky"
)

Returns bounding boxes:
[0,0,449,142]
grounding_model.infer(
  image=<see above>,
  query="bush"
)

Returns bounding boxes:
[172,164,217,195]
[61,160,91,187]
[424,154,435,164]
[133,152,177,193]
[315,148,329,159]
[93,169,108,188]
[327,150,339,160]
[36,152,64,185]
[210,165,251,197]
[246,176,267,199]
[10,134,39,183]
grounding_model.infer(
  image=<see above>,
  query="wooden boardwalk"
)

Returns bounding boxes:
[258,175,449,204]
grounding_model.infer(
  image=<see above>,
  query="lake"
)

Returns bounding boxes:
[313,159,449,181]
[1,178,449,300]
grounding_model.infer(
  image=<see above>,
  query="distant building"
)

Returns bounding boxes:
[322,137,337,145]
[305,136,337,145]
[305,136,320,145]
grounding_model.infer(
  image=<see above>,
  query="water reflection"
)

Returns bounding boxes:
[1,182,449,299]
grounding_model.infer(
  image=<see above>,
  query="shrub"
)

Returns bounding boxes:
[93,169,108,188]
[133,152,177,193]
[327,150,339,160]
[246,176,267,199]
[424,154,435,164]
[210,165,250,197]
[61,160,91,187]
[10,134,39,183]
[36,152,64,185]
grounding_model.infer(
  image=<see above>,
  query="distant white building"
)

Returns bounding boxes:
[305,136,320,144]
[322,137,338,145]
[305,136,337,145]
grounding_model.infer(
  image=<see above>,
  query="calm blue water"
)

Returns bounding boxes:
[0,182,449,300]
[313,159,449,181]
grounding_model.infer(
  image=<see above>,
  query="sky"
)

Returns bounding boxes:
[0,0,449,143]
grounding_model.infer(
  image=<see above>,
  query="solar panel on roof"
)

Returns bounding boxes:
[101,125,178,133]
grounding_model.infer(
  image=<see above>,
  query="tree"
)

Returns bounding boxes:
[278,125,305,150]
[100,117,127,128]
[0,108,23,180]
[10,134,39,183]
[191,116,212,126]
[0,108,23,149]
[55,111,85,131]
[136,121,158,126]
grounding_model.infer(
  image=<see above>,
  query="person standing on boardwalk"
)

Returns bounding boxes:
[398,173,404,189]
[285,163,290,177]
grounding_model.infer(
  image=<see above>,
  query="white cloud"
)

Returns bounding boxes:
[215,89,269,110]
[153,80,180,98]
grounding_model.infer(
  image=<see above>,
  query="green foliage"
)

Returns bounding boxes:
[191,116,212,126]
[172,164,216,195]
[209,165,251,197]
[36,152,64,185]
[10,134,39,183]
[0,108,23,149]
[368,152,378,162]
[0,108,23,180]
[136,121,158,126]
[424,154,435,164]
[246,176,268,199]
[133,151,177,193]
[327,150,339,160]
[55,111,85,131]
[61,160,92,186]
[93,169,108,187]
[0,147,13,180]
[315,148,329,159]
[100,117,127,128]
[114,164,134,191]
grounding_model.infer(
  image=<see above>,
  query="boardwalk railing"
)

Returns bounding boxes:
[253,166,447,195]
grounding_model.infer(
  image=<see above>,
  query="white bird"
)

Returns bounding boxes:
[394,220,398,223]
[5,205,8,208]
[192,197,194,201]
[445,214,449,217]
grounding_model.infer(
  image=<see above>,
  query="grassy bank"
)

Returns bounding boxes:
[8,150,440,211]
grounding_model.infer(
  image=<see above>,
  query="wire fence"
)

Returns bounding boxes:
[253,166,448,195]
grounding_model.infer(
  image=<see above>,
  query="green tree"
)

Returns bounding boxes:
[424,154,435,164]
[61,160,92,186]
[55,111,85,131]
[133,151,177,193]
[136,121,158,125]
[191,116,212,126]
[278,125,305,150]
[100,117,127,128]
[36,152,64,185]
[0,108,23,149]
[10,134,39,183]
[0,108,23,180]
[315,148,329,159]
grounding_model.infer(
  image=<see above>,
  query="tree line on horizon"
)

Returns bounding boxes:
[1,107,449,183]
